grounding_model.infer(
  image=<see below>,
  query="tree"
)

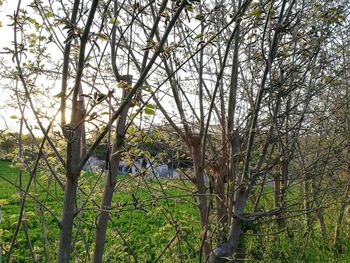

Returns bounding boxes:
[1,0,350,262]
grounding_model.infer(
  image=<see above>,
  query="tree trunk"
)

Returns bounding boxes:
[275,159,288,229]
[58,176,79,262]
[93,151,121,262]
[190,138,210,258]
[93,76,132,262]
[208,188,246,263]
[214,169,227,245]
[58,99,84,262]
[303,172,311,230]
[334,183,350,253]
[311,175,327,242]
[228,131,241,227]
[274,171,281,219]
[334,201,349,253]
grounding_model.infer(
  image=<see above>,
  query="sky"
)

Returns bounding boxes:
[0,1,71,134]
[0,0,223,136]
[0,0,182,134]
[0,1,22,131]
[0,0,155,135]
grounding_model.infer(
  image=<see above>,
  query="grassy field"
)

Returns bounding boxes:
[0,160,200,262]
[2,160,350,262]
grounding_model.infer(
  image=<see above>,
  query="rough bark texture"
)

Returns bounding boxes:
[190,136,210,258]
[214,168,227,245]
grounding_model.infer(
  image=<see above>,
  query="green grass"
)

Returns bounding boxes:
[0,160,200,262]
[2,160,350,262]
[0,160,65,262]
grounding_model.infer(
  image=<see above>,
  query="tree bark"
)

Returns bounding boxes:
[190,137,210,258]
[93,76,132,262]
[58,176,79,262]
[208,188,246,263]
[275,159,288,229]
[303,172,311,230]
[334,183,350,253]
[58,99,84,262]
[311,174,327,241]
[214,169,227,245]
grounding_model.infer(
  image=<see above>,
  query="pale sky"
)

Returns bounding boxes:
[0,0,185,134]
[0,0,62,134]
[0,0,225,135]
[0,1,23,131]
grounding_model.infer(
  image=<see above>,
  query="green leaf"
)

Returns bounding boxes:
[160,10,169,18]
[145,103,155,109]
[144,103,156,115]
[144,108,156,115]
[144,137,153,143]
[250,8,263,17]
[128,126,136,134]
[0,199,9,206]
[194,33,204,40]
[54,91,65,98]
[186,4,193,12]
[28,17,37,24]
[10,115,17,119]
[195,14,205,21]
[96,32,110,41]
[142,85,153,92]
[144,151,151,159]
[131,136,140,143]
[109,17,120,25]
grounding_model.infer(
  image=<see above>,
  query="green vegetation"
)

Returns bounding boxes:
[1,0,350,261]
[0,160,200,262]
[1,160,350,262]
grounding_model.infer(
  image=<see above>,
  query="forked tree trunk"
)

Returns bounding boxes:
[58,0,98,260]
[93,76,132,262]
[58,99,84,262]
[208,187,246,263]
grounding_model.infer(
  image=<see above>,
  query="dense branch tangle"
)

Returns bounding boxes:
[2,0,350,262]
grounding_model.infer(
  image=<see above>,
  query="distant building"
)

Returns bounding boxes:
[118,158,179,178]
[83,157,105,172]
[84,156,180,178]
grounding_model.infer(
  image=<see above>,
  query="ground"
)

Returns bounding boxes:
[1,160,350,262]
